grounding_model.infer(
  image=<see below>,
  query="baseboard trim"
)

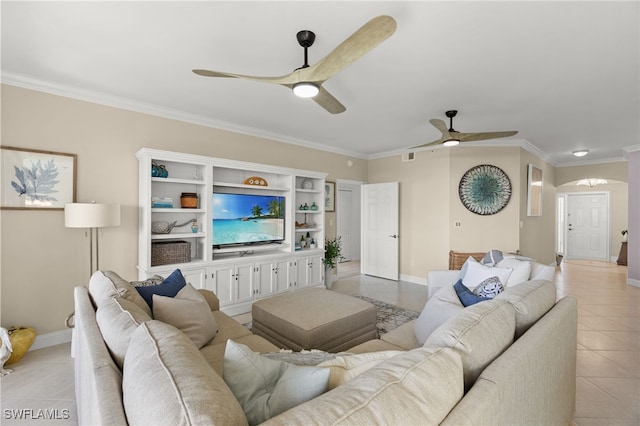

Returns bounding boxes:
[627,277,640,288]
[30,329,72,351]
[399,274,427,286]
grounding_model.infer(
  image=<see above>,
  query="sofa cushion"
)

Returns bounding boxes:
[495,279,556,338]
[414,284,464,345]
[223,340,329,425]
[380,320,420,350]
[497,257,532,286]
[89,270,151,317]
[135,269,186,309]
[425,299,516,391]
[152,283,218,348]
[262,347,464,426]
[95,296,152,369]
[123,321,247,426]
[317,350,403,390]
[462,258,513,290]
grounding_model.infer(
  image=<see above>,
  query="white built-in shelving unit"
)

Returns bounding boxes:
[136,148,327,315]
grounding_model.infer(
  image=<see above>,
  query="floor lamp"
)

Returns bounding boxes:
[65,202,121,278]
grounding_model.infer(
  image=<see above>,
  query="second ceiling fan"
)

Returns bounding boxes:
[414,110,518,148]
[193,15,397,114]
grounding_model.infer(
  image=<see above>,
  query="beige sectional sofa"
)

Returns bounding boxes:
[74,270,577,425]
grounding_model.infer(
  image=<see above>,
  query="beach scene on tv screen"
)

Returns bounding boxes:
[213,193,285,246]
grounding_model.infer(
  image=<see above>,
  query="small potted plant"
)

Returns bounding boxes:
[323,236,342,288]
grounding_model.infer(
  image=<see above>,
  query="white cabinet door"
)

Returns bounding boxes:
[211,264,235,306]
[234,263,255,304]
[295,255,324,288]
[255,261,275,299]
[308,255,324,286]
[274,259,291,294]
[180,268,207,289]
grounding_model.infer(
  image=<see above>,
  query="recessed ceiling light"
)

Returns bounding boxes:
[573,150,589,157]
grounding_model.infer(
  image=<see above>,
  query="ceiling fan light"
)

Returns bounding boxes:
[292,82,319,98]
[443,138,460,147]
[573,150,589,157]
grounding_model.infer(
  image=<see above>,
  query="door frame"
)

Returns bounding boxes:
[335,179,365,265]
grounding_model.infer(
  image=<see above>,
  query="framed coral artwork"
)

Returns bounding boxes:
[1,146,77,210]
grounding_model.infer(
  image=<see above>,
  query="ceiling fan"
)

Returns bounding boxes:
[192,15,397,114]
[414,110,518,148]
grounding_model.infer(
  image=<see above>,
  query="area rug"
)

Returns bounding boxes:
[353,295,420,336]
[243,295,419,337]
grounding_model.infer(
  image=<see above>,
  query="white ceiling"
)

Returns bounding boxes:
[2,1,638,166]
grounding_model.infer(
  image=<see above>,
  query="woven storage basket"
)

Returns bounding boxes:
[151,241,191,266]
[448,250,485,270]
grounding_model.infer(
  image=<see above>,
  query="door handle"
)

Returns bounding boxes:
[389,234,398,238]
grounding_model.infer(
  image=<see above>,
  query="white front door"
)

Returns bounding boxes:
[362,182,399,280]
[566,193,609,260]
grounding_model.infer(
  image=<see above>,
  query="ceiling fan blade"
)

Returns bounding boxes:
[312,86,346,114]
[411,137,447,149]
[429,119,451,138]
[458,130,518,142]
[306,15,397,82]
[192,69,297,85]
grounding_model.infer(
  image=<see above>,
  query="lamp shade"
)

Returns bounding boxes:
[65,203,121,228]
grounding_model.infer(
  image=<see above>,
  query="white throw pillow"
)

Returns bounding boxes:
[414,285,464,345]
[152,283,218,348]
[496,258,532,286]
[317,350,403,390]
[223,340,330,425]
[462,258,512,290]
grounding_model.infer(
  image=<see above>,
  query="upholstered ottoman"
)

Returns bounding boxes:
[252,288,377,352]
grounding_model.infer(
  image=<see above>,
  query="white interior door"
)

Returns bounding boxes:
[566,193,609,260]
[362,182,399,280]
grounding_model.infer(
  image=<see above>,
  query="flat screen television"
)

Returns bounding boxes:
[212,193,285,248]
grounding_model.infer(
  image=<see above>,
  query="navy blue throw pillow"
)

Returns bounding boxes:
[135,269,187,309]
[453,279,492,307]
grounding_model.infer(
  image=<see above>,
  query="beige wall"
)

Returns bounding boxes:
[555,161,628,186]
[448,147,521,254]
[519,149,557,264]
[366,145,558,279]
[0,85,367,334]
[2,84,626,337]
[367,149,451,280]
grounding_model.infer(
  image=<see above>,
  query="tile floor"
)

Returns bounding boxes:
[0,259,637,425]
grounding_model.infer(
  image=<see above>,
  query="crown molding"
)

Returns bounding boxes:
[1,72,368,160]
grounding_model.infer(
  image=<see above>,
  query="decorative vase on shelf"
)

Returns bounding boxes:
[302,179,314,190]
[191,221,198,233]
[302,203,309,211]
[310,202,318,211]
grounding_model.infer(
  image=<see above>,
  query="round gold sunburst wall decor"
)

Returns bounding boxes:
[458,164,512,215]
